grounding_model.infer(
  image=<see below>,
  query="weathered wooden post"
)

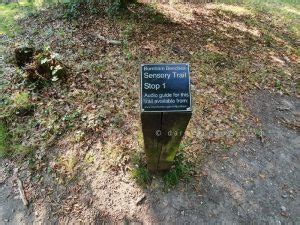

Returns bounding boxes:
[140,63,192,172]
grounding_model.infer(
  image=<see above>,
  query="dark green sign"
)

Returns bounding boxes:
[140,63,191,112]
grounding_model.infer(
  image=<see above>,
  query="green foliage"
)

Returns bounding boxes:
[121,24,135,60]
[255,128,264,140]
[111,114,124,127]
[63,0,135,19]
[131,152,142,166]
[64,0,82,19]
[275,79,282,90]
[92,63,106,73]
[123,46,133,60]
[62,110,80,122]
[73,130,85,143]
[0,3,19,36]
[64,0,100,19]
[296,78,300,95]
[0,122,10,158]
[63,153,77,174]
[0,121,34,159]
[263,33,273,47]
[131,151,150,187]
[217,0,300,36]
[131,149,193,189]
[131,166,150,187]
[62,110,80,129]
[121,24,134,39]
[106,0,125,17]
[12,91,30,109]
[13,144,35,158]
[54,152,80,184]
[11,91,33,116]
[84,152,95,165]
[162,152,192,191]
[22,46,66,85]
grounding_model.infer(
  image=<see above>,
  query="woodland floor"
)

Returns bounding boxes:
[0,1,299,224]
[0,90,299,224]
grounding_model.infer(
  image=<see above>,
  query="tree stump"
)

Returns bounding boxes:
[14,47,35,67]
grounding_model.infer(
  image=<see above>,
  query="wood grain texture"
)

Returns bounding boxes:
[141,112,162,172]
[158,112,192,171]
[141,112,191,172]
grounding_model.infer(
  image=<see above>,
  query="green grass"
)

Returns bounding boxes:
[215,0,300,36]
[11,91,34,116]
[14,144,35,158]
[0,121,10,157]
[130,149,193,189]
[130,151,151,187]
[131,166,151,187]
[0,1,38,37]
[0,121,35,158]
[12,91,30,108]
[162,152,192,191]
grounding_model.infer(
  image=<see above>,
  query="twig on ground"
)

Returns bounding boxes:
[96,34,123,45]
[17,178,28,207]
[136,194,146,205]
[276,106,291,111]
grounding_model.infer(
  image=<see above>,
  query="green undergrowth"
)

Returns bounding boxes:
[0,91,35,160]
[0,1,38,37]
[131,152,151,187]
[131,166,151,187]
[0,120,34,159]
[162,151,192,191]
[131,150,193,190]
[0,121,9,157]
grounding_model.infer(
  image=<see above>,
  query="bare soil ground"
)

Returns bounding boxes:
[1,90,299,224]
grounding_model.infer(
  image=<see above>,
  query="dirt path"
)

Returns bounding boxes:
[0,91,299,224]
[0,180,33,224]
[142,91,299,224]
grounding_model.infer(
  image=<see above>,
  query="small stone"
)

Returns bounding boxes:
[283,56,291,63]
[282,194,288,198]
[281,206,287,212]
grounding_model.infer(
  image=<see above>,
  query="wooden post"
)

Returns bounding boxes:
[141,112,162,172]
[158,112,192,170]
[140,63,192,172]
